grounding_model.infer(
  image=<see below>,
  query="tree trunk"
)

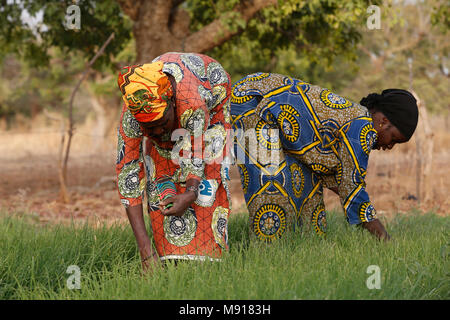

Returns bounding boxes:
[133,1,184,62]
[118,0,277,63]
[410,90,433,204]
[414,93,433,203]
[84,79,122,151]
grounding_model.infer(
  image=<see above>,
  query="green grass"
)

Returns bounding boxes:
[0,211,448,300]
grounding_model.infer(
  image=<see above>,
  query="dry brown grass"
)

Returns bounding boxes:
[0,113,448,226]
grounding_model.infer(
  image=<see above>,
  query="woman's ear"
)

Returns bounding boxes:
[374,112,389,131]
[381,116,391,130]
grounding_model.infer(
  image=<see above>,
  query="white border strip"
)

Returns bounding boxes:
[159,255,222,262]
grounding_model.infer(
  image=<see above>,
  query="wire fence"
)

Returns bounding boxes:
[1,116,448,205]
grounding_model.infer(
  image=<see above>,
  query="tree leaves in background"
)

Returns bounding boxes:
[203,0,378,82]
[0,0,132,71]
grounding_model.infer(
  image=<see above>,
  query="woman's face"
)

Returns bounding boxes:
[139,99,175,138]
[374,124,407,150]
[372,112,407,150]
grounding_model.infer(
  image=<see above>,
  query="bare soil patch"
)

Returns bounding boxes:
[1,117,448,226]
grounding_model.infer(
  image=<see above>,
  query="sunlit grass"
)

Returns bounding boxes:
[0,211,448,299]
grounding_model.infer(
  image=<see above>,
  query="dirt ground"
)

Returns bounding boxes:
[0,115,448,226]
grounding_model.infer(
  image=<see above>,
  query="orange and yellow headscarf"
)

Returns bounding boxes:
[117,61,173,122]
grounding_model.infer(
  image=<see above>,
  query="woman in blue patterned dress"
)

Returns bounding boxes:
[230,73,418,241]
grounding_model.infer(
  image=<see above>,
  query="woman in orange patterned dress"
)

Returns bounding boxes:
[116,53,232,272]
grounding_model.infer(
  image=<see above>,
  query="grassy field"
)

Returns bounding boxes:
[0,210,448,300]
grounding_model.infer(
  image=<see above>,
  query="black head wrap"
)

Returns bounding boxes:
[360,89,419,141]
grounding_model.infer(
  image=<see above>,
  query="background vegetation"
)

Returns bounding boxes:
[0,0,448,128]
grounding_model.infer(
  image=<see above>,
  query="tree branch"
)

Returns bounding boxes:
[133,0,173,43]
[143,0,173,29]
[60,32,115,203]
[184,0,277,53]
[117,0,143,21]
[385,33,426,57]
[359,45,378,63]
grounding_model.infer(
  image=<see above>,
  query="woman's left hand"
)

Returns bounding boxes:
[159,191,197,217]
[361,219,391,241]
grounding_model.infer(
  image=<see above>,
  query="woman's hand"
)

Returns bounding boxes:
[159,191,197,217]
[125,204,161,274]
[140,250,161,274]
[360,219,391,241]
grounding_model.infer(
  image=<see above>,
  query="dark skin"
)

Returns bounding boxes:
[370,110,408,151]
[126,84,405,271]
[329,109,408,241]
[125,74,201,273]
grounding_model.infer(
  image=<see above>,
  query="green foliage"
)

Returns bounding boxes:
[0,1,135,120]
[0,49,87,120]
[200,0,380,81]
[2,0,376,73]
[0,0,447,120]
[338,0,450,114]
[0,211,448,299]
[431,0,450,33]
[0,0,378,121]
[0,0,133,71]
[0,213,139,299]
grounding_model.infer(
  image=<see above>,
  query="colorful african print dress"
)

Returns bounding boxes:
[231,73,378,242]
[116,52,232,261]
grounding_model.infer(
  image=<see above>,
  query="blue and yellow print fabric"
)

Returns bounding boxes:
[231,73,378,240]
